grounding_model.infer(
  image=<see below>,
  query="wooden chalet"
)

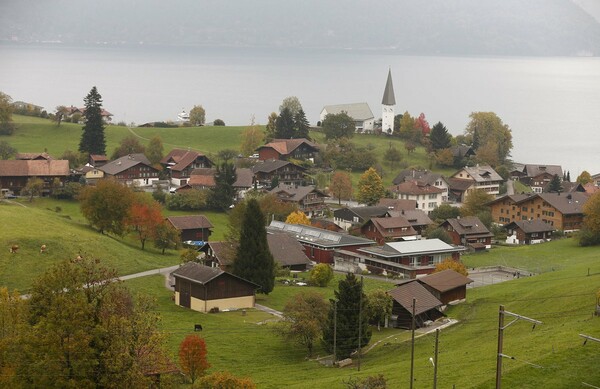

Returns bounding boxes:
[0,159,69,195]
[333,206,389,231]
[391,169,450,202]
[256,138,319,161]
[488,192,588,232]
[450,164,503,201]
[88,154,108,167]
[387,209,433,237]
[388,281,444,329]
[99,153,160,187]
[269,184,328,217]
[440,216,493,250]
[251,160,306,187]
[167,215,213,242]
[361,216,418,245]
[504,219,555,245]
[171,262,258,313]
[267,220,375,264]
[335,239,465,279]
[417,270,473,305]
[160,149,214,187]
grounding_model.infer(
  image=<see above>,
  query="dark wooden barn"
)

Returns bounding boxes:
[388,281,444,329]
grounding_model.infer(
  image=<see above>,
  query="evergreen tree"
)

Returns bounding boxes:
[322,273,371,360]
[547,174,563,193]
[430,121,452,151]
[232,199,275,294]
[79,86,106,155]
[294,108,310,139]
[208,161,237,211]
[275,107,295,139]
[566,171,571,182]
[472,128,480,150]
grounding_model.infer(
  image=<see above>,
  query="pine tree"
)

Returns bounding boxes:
[232,199,275,294]
[294,108,310,139]
[322,273,371,360]
[79,86,106,155]
[430,121,452,151]
[547,174,563,193]
[275,107,295,139]
[208,161,237,211]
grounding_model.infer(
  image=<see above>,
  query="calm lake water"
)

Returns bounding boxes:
[1,44,599,175]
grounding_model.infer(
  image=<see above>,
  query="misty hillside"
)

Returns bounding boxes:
[1,0,599,56]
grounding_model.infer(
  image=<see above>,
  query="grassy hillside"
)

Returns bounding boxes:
[125,239,600,388]
[0,202,180,292]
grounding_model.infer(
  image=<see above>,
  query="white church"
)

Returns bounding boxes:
[319,68,396,134]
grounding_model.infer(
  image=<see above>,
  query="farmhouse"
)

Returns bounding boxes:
[167,215,213,242]
[388,281,444,329]
[256,138,319,161]
[251,160,306,188]
[361,216,418,245]
[319,102,375,133]
[440,216,493,250]
[334,239,465,279]
[0,159,70,195]
[99,153,160,187]
[392,169,450,202]
[450,164,503,201]
[266,220,375,264]
[15,152,53,161]
[171,262,258,313]
[504,219,555,245]
[386,209,433,237]
[333,206,388,231]
[389,181,443,214]
[160,149,214,187]
[270,184,328,217]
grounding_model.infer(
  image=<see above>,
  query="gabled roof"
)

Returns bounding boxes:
[451,144,476,158]
[333,206,389,223]
[270,184,328,202]
[256,138,319,156]
[0,160,69,177]
[381,69,396,106]
[99,153,154,175]
[442,216,493,237]
[504,219,555,234]
[89,154,108,162]
[388,281,442,315]
[367,217,417,238]
[524,164,562,178]
[538,192,589,215]
[388,209,433,226]
[202,241,236,267]
[392,169,445,186]
[486,193,535,206]
[171,262,259,288]
[390,181,443,195]
[189,168,216,187]
[251,160,305,174]
[15,152,54,161]
[167,215,213,230]
[160,149,213,171]
[267,233,312,267]
[233,168,253,188]
[377,198,417,211]
[418,270,473,293]
[447,178,475,192]
[452,165,503,183]
[321,103,375,121]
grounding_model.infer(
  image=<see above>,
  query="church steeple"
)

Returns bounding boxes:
[381,68,396,134]
[382,68,396,105]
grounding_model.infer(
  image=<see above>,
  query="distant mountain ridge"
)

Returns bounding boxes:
[1,0,599,56]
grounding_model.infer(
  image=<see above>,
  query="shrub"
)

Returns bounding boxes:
[165,189,208,211]
[213,119,225,126]
[309,263,334,287]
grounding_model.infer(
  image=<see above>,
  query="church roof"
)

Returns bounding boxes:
[381,68,396,106]
[321,103,374,121]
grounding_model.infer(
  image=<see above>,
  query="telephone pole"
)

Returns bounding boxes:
[410,298,416,389]
[333,301,337,366]
[433,328,439,389]
[496,305,542,389]
[358,276,364,371]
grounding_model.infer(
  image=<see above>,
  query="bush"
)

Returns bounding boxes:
[579,227,600,247]
[0,122,15,135]
[50,182,82,200]
[309,263,334,287]
[166,189,208,211]
[152,187,167,203]
[213,119,225,126]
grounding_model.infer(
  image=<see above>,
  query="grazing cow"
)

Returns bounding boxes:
[40,244,47,254]
[10,245,19,254]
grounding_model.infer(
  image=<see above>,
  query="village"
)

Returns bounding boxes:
[1,68,600,388]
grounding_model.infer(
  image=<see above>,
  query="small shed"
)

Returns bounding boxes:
[388,281,444,329]
[167,215,213,242]
[171,262,259,313]
[417,270,473,305]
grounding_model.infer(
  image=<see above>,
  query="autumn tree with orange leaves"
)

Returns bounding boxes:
[126,196,164,250]
[179,335,210,384]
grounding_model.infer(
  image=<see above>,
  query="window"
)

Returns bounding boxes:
[410,257,418,266]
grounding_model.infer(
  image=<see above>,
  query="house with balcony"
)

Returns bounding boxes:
[333,205,389,231]
[0,159,69,196]
[360,216,418,245]
[440,216,493,250]
[449,164,503,202]
[269,184,329,217]
[256,138,319,161]
[160,149,214,187]
[99,154,160,187]
[251,160,306,188]
[389,181,443,214]
[392,169,450,202]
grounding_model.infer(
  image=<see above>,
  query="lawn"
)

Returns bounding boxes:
[122,238,600,388]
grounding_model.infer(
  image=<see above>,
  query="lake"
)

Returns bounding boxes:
[1,43,599,175]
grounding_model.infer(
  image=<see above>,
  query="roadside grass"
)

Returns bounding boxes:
[0,203,180,292]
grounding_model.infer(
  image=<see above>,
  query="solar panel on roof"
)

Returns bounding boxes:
[321,233,341,243]
[271,221,285,229]
[305,229,321,237]
[287,225,303,233]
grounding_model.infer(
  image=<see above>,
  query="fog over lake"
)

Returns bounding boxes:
[1,44,599,175]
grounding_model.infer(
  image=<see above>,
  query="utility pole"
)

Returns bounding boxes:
[433,328,439,389]
[580,333,600,389]
[333,300,337,366]
[410,298,416,389]
[358,276,363,371]
[496,305,542,389]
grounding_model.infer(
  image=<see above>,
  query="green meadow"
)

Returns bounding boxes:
[122,238,600,388]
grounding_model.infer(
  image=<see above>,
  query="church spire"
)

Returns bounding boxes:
[381,67,396,106]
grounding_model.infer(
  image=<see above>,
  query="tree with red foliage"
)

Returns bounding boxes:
[415,112,431,137]
[126,195,164,250]
[178,335,210,384]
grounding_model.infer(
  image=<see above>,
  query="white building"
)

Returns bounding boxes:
[319,102,375,132]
